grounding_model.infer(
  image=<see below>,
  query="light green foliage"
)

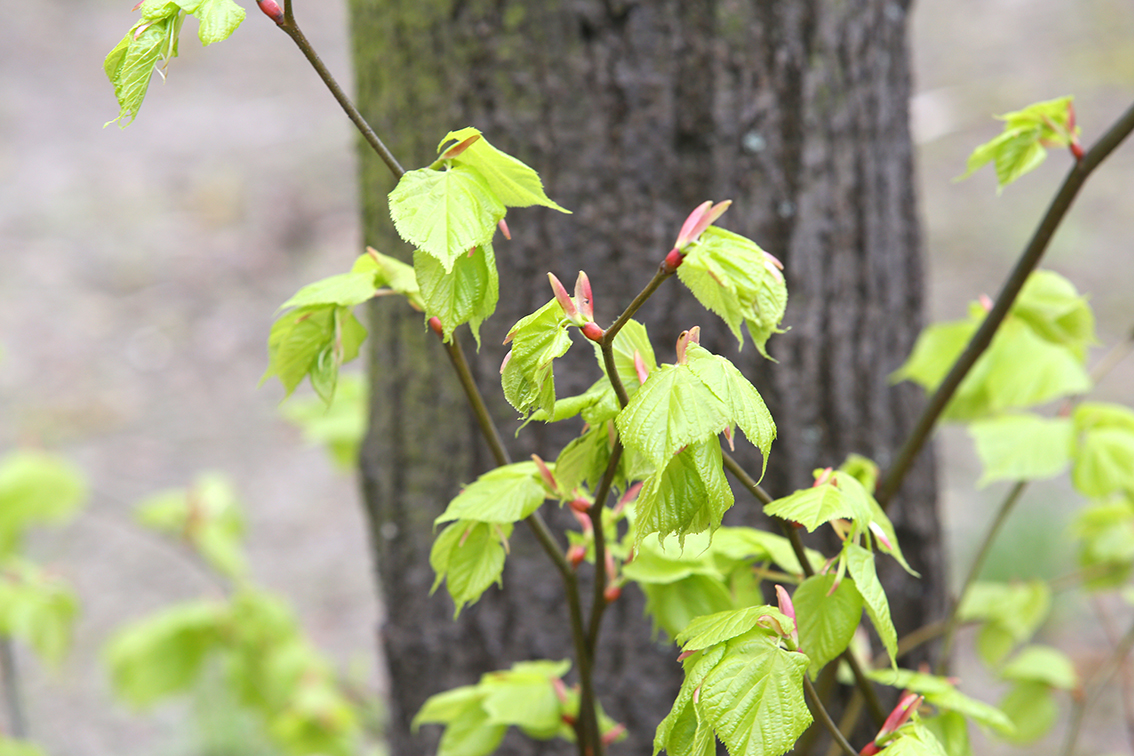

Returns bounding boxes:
[501,300,574,418]
[414,660,620,756]
[655,631,811,756]
[676,226,788,355]
[634,438,733,547]
[958,580,1050,667]
[0,737,48,756]
[435,462,548,525]
[1071,402,1134,499]
[867,668,1015,737]
[892,271,1093,420]
[1000,645,1079,690]
[675,606,794,651]
[104,0,245,126]
[792,574,863,679]
[430,520,513,617]
[415,243,499,346]
[263,304,367,405]
[959,96,1077,189]
[280,374,367,471]
[996,681,1056,744]
[554,424,615,497]
[921,712,973,756]
[617,342,774,478]
[845,543,898,666]
[968,413,1073,486]
[360,247,425,309]
[0,451,86,557]
[764,477,868,533]
[0,558,78,666]
[436,128,570,213]
[1073,497,1134,588]
[136,473,247,579]
[876,723,950,756]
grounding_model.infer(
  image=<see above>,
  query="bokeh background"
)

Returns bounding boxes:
[1,0,1133,753]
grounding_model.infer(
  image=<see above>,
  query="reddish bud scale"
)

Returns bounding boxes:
[257,0,284,23]
[568,498,592,513]
[663,248,684,273]
[603,584,622,603]
[567,544,587,569]
[581,322,605,342]
[1071,140,1085,161]
[428,317,444,337]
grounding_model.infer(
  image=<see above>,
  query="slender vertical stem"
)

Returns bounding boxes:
[935,481,1028,673]
[878,99,1134,512]
[0,638,27,739]
[804,676,859,756]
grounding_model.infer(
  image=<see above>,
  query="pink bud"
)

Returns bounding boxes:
[428,317,444,337]
[775,584,800,647]
[567,544,587,569]
[813,468,834,487]
[676,648,698,662]
[869,521,894,552]
[872,693,923,746]
[633,350,649,385]
[568,498,592,513]
[552,677,571,705]
[257,0,284,23]
[603,584,622,603]
[498,217,512,240]
[601,724,626,745]
[662,247,684,273]
[500,350,513,374]
[675,326,701,364]
[574,271,594,320]
[604,549,618,582]
[978,294,993,312]
[615,482,643,516]
[440,133,481,160]
[674,200,732,250]
[581,322,605,342]
[571,508,593,533]
[531,454,558,492]
[722,425,735,452]
[548,273,578,320]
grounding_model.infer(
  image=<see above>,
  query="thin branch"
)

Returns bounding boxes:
[878,99,1134,511]
[600,265,673,351]
[0,638,26,739]
[442,339,511,467]
[585,444,624,654]
[804,675,859,756]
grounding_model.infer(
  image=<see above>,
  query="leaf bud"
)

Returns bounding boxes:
[440,133,481,160]
[567,544,587,569]
[428,316,444,337]
[574,271,594,320]
[568,498,592,513]
[580,322,605,342]
[497,217,512,240]
[601,724,626,745]
[603,584,622,603]
[662,247,684,273]
[531,454,558,493]
[257,0,284,24]
[548,273,579,321]
[632,349,650,385]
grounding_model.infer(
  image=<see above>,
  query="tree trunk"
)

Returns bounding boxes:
[349,1,944,754]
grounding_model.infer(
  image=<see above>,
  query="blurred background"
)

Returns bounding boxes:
[1,0,1133,754]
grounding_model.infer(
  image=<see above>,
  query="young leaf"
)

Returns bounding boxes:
[278,272,381,311]
[415,687,507,756]
[435,462,547,525]
[969,413,1073,486]
[594,318,658,393]
[388,164,505,272]
[635,438,734,547]
[501,300,574,418]
[876,723,950,756]
[638,576,738,640]
[414,243,499,346]
[997,681,1056,744]
[921,712,973,756]
[104,9,185,127]
[263,305,367,404]
[479,660,573,739]
[191,0,246,45]
[0,558,78,666]
[999,645,1079,690]
[430,520,513,617]
[0,451,86,558]
[676,227,788,355]
[280,374,367,471]
[792,574,864,679]
[867,668,1015,737]
[763,479,864,533]
[1012,270,1096,360]
[676,605,792,652]
[360,247,425,309]
[1073,499,1134,589]
[958,96,1076,189]
[1072,402,1134,499]
[845,543,899,666]
[958,581,1051,667]
[437,128,570,213]
[554,424,614,497]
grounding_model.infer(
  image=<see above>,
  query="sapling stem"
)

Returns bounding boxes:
[803,675,859,756]
[878,98,1134,512]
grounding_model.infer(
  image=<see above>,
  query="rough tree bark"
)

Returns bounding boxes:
[350,1,944,753]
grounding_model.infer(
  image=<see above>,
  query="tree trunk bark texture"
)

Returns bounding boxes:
[350,1,944,753]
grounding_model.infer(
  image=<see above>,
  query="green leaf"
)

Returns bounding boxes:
[867,668,1015,737]
[280,374,367,471]
[1073,499,1134,589]
[104,9,185,127]
[1000,645,1079,690]
[676,606,791,651]
[997,681,1056,744]
[878,723,950,756]
[595,318,657,397]
[958,96,1075,189]
[105,600,227,707]
[429,521,512,617]
[0,558,78,666]
[676,226,788,355]
[416,688,506,756]
[192,0,245,45]
[438,128,570,213]
[435,462,547,525]
[480,660,572,738]
[696,631,812,756]
[685,344,776,478]
[655,645,726,756]
[263,305,367,404]
[1072,402,1134,499]
[360,247,425,310]
[921,712,973,756]
[278,272,380,311]
[635,438,733,547]
[414,243,499,346]
[969,414,1073,486]
[958,581,1051,667]
[554,424,614,497]
[135,473,247,579]
[763,479,863,533]
[500,300,573,419]
[0,737,48,756]
[388,164,505,273]
[1013,270,1096,360]
[792,574,863,679]
[845,543,899,666]
[638,576,738,640]
[0,451,86,558]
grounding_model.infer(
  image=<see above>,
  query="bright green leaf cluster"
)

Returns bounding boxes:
[435,462,549,526]
[892,270,1094,421]
[430,521,513,617]
[414,659,622,756]
[957,580,1050,667]
[655,627,811,756]
[501,300,575,418]
[0,558,78,667]
[415,244,499,346]
[1073,496,1134,588]
[104,0,246,127]
[0,451,86,557]
[959,96,1078,189]
[676,227,788,355]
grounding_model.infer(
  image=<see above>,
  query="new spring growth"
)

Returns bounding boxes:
[675,326,701,365]
[860,693,924,755]
[775,584,800,649]
[548,271,604,342]
[663,200,732,272]
[256,0,284,24]
[531,454,558,494]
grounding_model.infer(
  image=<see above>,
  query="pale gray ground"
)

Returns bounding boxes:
[0,0,1132,754]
